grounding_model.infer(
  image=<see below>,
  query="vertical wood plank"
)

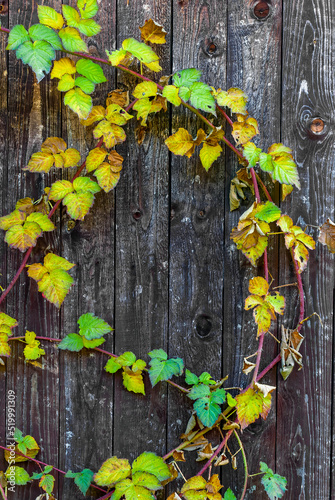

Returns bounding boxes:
[224,1,282,497]
[112,0,171,461]
[278,0,335,498]
[167,0,227,483]
[59,1,117,498]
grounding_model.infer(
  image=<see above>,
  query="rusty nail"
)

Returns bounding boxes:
[254,1,270,19]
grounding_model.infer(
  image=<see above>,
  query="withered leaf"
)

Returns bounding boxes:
[242,358,256,375]
[196,442,218,462]
[214,452,229,467]
[140,19,167,44]
[172,450,186,462]
[162,462,178,486]
[106,89,129,108]
[318,218,335,253]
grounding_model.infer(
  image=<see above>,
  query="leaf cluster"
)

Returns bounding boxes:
[105,351,147,395]
[58,312,112,351]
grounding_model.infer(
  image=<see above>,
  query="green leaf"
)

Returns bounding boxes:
[37,6,64,30]
[63,191,94,220]
[148,348,167,361]
[198,372,216,385]
[260,462,287,500]
[78,312,112,340]
[40,473,55,493]
[59,27,88,53]
[117,351,137,366]
[173,68,201,88]
[105,357,122,373]
[199,142,222,171]
[187,384,211,400]
[162,85,181,106]
[78,19,101,37]
[132,471,162,491]
[259,153,274,173]
[26,213,55,232]
[73,176,101,194]
[189,82,216,116]
[193,397,221,427]
[28,24,62,50]
[242,141,262,167]
[133,81,158,99]
[62,5,81,27]
[178,86,191,101]
[65,468,94,496]
[132,452,171,482]
[94,457,131,487]
[58,73,75,92]
[148,351,184,386]
[5,466,30,486]
[106,48,129,66]
[223,488,237,500]
[226,392,237,407]
[272,155,300,189]
[75,76,95,94]
[16,40,55,83]
[64,87,93,119]
[77,0,99,19]
[6,25,30,50]
[58,333,84,352]
[49,180,74,201]
[122,38,159,64]
[113,478,155,500]
[76,58,107,84]
[255,202,281,223]
[185,369,199,385]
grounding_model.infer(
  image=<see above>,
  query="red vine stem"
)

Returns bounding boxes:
[196,430,233,476]
[290,249,305,331]
[256,353,281,380]
[0,445,107,494]
[255,172,273,202]
[0,482,7,500]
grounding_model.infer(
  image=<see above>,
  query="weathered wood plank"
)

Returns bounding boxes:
[224,1,282,497]
[112,0,171,462]
[278,0,335,498]
[58,1,117,498]
[167,0,227,485]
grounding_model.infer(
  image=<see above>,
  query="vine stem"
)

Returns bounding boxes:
[290,248,305,332]
[0,445,107,494]
[196,430,233,476]
[255,172,273,202]
[96,492,113,500]
[233,430,248,500]
[251,333,265,384]
[0,483,7,500]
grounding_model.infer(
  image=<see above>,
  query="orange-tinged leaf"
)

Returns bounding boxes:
[242,358,255,375]
[62,148,81,168]
[36,268,74,308]
[93,120,126,148]
[0,209,26,230]
[94,163,121,192]
[235,387,272,429]
[49,180,74,201]
[51,57,76,79]
[206,475,222,494]
[318,218,335,253]
[86,147,108,172]
[106,89,129,108]
[41,137,67,154]
[63,192,95,220]
[248,276,269,296]
[27,263,49,281]
[214,87,248,115]
[81,105,106,126]
[232,116,259,145]
[253,303,274,336]
[15,198,35,213]
[172,450,185,462]
[24,152,55,173]
[282,184,293,201]
[165,128,195,158]
[108,150,124,167]
[140,19,167,44]
[5,222,42,252]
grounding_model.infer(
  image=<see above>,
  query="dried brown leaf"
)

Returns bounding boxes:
[106,89,129,108]
[318,218,335,253]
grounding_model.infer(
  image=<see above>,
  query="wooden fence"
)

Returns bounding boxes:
[0,0,334,498]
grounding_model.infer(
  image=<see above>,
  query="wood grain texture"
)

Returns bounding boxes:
[278,0,335,498]
[167,0,227,486]
[112,0,171,463]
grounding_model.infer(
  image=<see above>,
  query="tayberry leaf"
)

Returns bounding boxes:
[39,473,55,493]
[223,488,236,500]
[78,312,112,340]
[189,82,216,115]
[318,218,335,253]
[76,58,107,84]
[132,471,162,490]
[77,0,99,19]
[93,120,126,148]
[58,73,75,91]
[37,5,64,30]
[58,333,84,352]
[62,5,80,26]
[148,349,184,386]
[235,387,272,429]
[65,468,94,496]
[122,38,160,66]
[213,87,247,115]
[187,384,211,400]
[192,389,226,427]
[64,87,92,119]
[6,25,30,50]
[16,40,55,82]
[277,215,315,272]
[140,19,167,44]
[162,85,182,106]
[260,462,287,500]
[185,369,199,385]
[255,202,281,223]
[28,24,62,50]
[5,222,43,252]
[106,104,133,125]
[122,367,145,395]
[86,147,108,172]
[232,115,259,145]
[173,68,201,88]
[94,457,131,486]
[242,141,262,167]
[165,128,195,158]
[133,81,158,99]
[5,466,30,486]
[132,452,171,482]
[94,162,121,192]
[199,142,222,171]
[51,57,76,79]
[75,76,95,94]
[178,86,191,101]
[23,330,45,361]
[105,357,122,373]
[106,48,130,66]
[259,143,300,189]
[49,180,74,201]
[59,27,88,53]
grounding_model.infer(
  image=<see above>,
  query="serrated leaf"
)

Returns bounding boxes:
[94,163,121,192]
[113,479,155,500]
[26,213,54,232]
[140,19,167,44]
[132,471,161,490]
[65,468,94,496]
[178,86,191,101]
[77,18,101,37]
[28,24,62,50]
[62,5,81,27]
[187,384,211,400]
[122,367,145,395]
[78,312,112,340]
[76,58,107,84]
[77,0,99,19]
[232,116,259,145]
[318,218,335,253]
[82,337,105,348]
[148,352,184,386]
[282,183,293,201]
[223,488,236,500]
[148,348,167,360]
[6,25,30,50]
[248,276,269,296]
[59,27,88,53]
[133,81,158,99]
[181,476,207,492]
[5,222,42,252]
[23,330,45,360]
[49,180,74,201]
[105,357,122,373]
[214,87,247,115]
[266,293,285,315]
[86,147,108,172]
[81,105,106,126]
[242,141,262,167]
[38,6,64,30]
[73,176,100,194]
[173,68,201,88]
[40,474,55,493]
[122,38,159,64]
[5,466,30,486]
[93,120,126,148]
[199,142,222,171]
[36,269,74,308]
[255,202,281,223]
[44,253,75,272]
[58,333,84,352]
[94,457,131,487]
[106,48,130,66]
[260,462,287,500]
[185,369,199,385]
[16,40,55,82]
[62,148,81,168]
[58,73,75,92]
[0,313,18,329]
[132,452,171,482]
[0,209,26,230]
[198,372,216,385]
[51,57,76,79]
[106,104,133,125]
[24,151,55,173]
[165,128,195,158]
[162,85,181,106]
[64,87,92,119]
[235,388,272,429]
[189,82,216,116]
[116,351,137,366]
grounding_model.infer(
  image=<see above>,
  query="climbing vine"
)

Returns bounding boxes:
[0,2,333,499]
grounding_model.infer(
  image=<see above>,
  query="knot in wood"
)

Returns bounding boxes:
[253,1,270,19]
[309,118,324,135]
[0,0,8,14]
[195,314,212,338]
[132,209,142,221]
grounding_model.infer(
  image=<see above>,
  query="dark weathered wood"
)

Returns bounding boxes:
[112,0,171,463]
[223,1,283,497]
[58,1,117,498]
[167,0,227,486]
[278,0,335,498]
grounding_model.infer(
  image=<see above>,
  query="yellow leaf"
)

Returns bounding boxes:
[86,147,108,172]
[49,180,74,201]
[199,142,222,171]
[0,209,26,231]
[214,87,248,114]
[61,148,81,168]
[27,263,49,281]
[51,57,76,79]
[63,192,95,220]
[140,19,167,44]
[93,120,126,148]
[248,276,269,296]
[24,152,55,173]
[106,104,133,125]
[57,73,75,92]
[81,105,106,126]
[108,150,124,167]
[122,367,145,395]
[235,387,272,429]
[282,184,294,201]
[232,116,259,145]
[5,222,42,252]
[94,163,121,192]
[41,137,67,154]
[64,87,93,120]
[165,128,195,158]
[133,81,158,99]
